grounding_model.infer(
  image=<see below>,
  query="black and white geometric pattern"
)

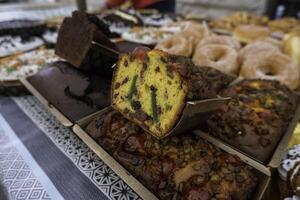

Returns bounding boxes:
[13,96,140,200]
[0,132,50,200]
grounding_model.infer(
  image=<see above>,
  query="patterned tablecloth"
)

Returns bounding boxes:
[0,95,140,200]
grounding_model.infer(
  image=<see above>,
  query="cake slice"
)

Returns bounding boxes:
[112,47,235,138]
[112,47,189,138]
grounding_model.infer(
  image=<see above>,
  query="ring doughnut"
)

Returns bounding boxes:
[199,34,241,50]
[155,33,193,57]
[233,25,271,43]
[192,44,239,75]
[240,52,299,90]
[182,22,210,48]
[254,37,282,48]
[239,41,282,62]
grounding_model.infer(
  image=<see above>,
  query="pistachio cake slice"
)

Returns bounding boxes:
[112,47,190,138]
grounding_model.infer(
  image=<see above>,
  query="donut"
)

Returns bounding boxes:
[233,25,271,43]
[254,37,283,48]
[240,52,299,90]
[155,33,193,57]
[182,22,210,48]
[192,44,239,75]
[239,41,282,62]
[199,34,241,50]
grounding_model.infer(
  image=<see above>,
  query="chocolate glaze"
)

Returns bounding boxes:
[28,61,111,122]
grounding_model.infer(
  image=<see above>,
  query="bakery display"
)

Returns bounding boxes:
[207,79,299,163]
[5,8,300,200]
[112,47,234,138]
[85,110,258,200]
[27,61,111,122]
[0,48,58,82]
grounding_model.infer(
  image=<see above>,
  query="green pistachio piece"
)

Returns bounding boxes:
[127,75,138,100]
[151,89,159,123]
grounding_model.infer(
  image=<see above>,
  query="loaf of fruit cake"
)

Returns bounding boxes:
[112,47,235,139]
[86,110,258,200]
[207,79,299,163]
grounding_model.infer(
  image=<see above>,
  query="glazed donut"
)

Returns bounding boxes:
[155,33,193,57]
[182,22,210,48]
[192,44,239,75]
[254,37,282,48]
[199,34,241,50]
[240,52,299,90]
[233,25,271,43]
[239,41,281,62]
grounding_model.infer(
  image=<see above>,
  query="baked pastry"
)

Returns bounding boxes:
[55,11,117,78]
[240,52,299,90]
[86,110,258,200]
[209,12,269,31]
[268,17,300,34]
[156,21,210,56]
[283,31,300,66]
[199,34,241,51]
[207,79,298,163]
[233,25,271,43]
[155,32,193,57]
[28,61,111,122]
[193,44,239,75]
[238,40,282,62]
[0,48,58,81]
[112,47,235,138]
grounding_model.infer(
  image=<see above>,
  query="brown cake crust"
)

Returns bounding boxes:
[86,111,258,200]
[207,79,299,163]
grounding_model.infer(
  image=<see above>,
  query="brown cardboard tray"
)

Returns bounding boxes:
[73,107,270,200]
[194,96,300,174]
[20,77,73,127]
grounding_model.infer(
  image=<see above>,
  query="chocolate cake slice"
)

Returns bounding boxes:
[28,61,111,122]
[55,11,117,78]
[112,47,235,138]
